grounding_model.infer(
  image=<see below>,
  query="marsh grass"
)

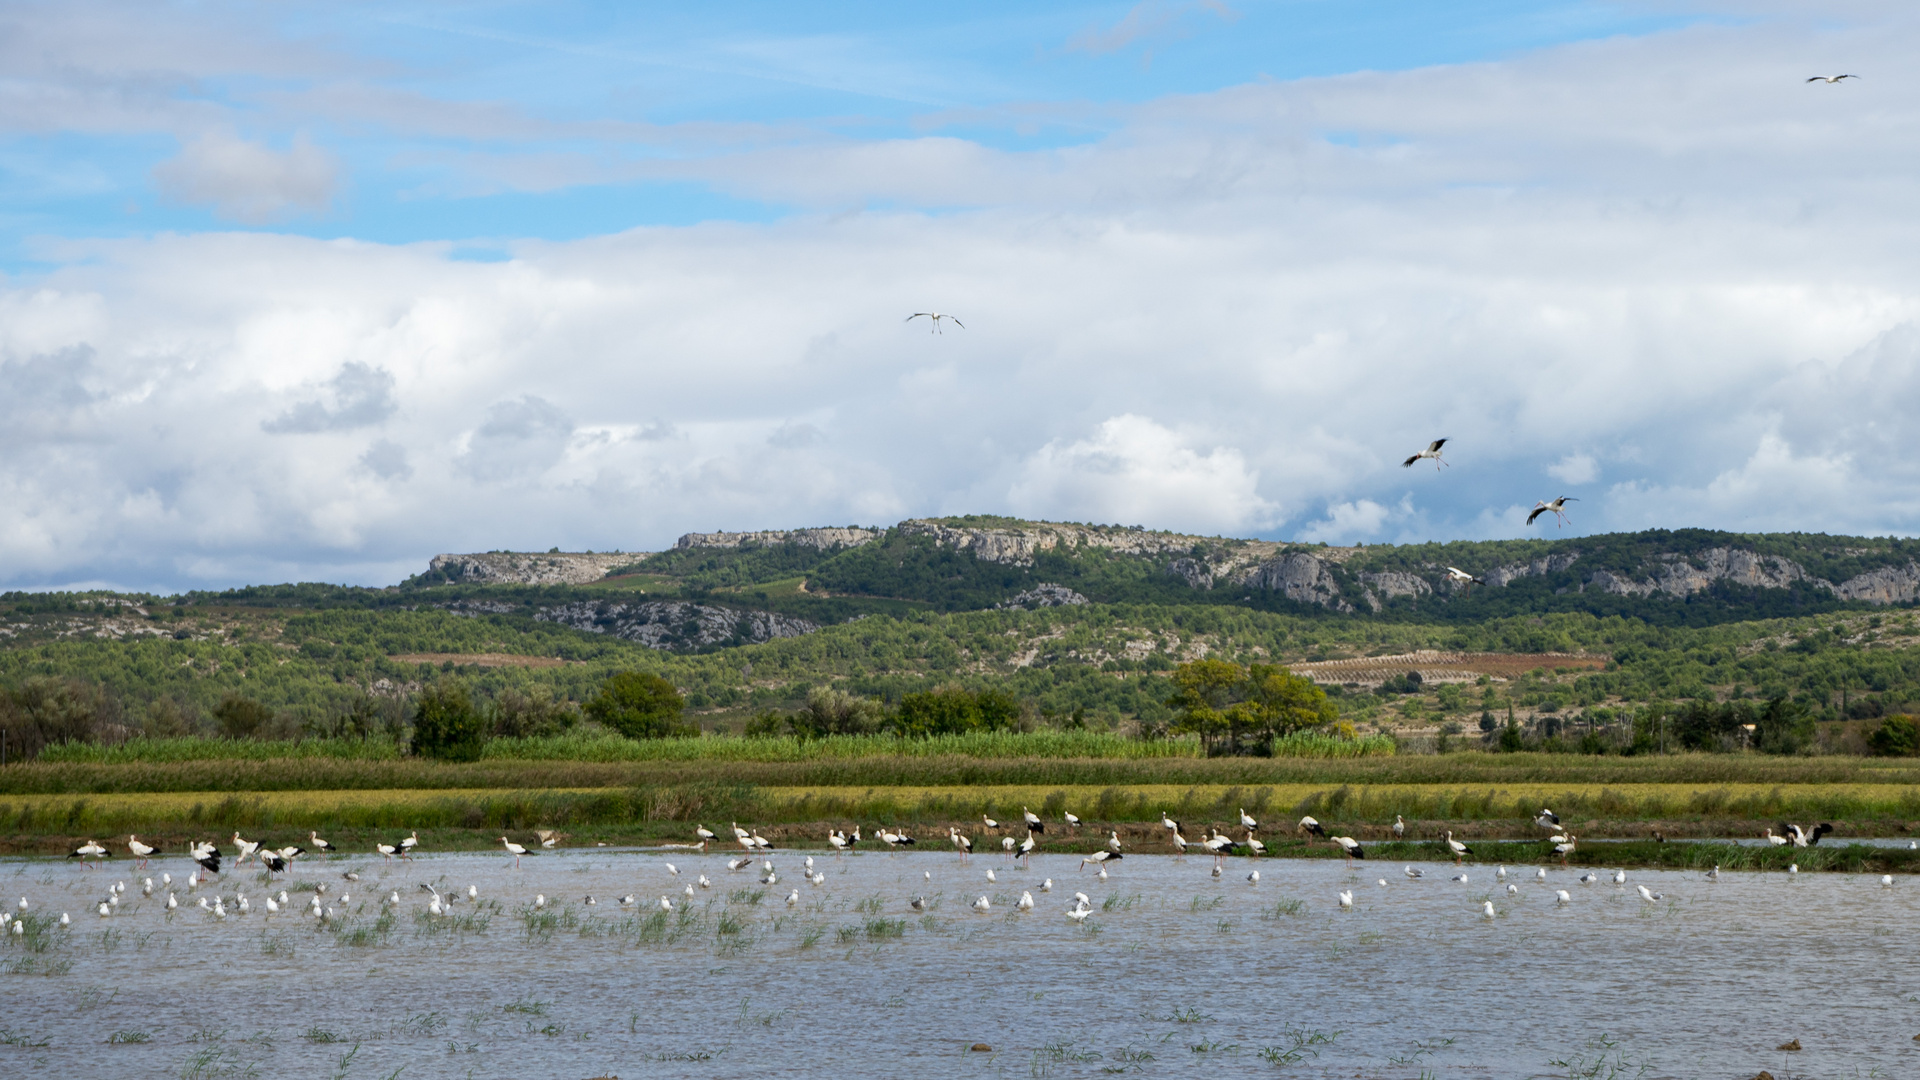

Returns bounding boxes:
[863,917,906,941]
[1263,897,1308,918]
[107,1029,152,1044]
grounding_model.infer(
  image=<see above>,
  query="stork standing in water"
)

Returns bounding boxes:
[1444,830,1471,865]
[232,833,259,865]
[125,835,155,869]
[1526,496,1578,528]
[500,836,529,868]
[309,832,335,856]
[950,827,973,861]
[376,842,398,860]
[1553,835,1577,865]
[399,831,420,860]
[1015,831,1037,865]
[1403,438,1449,471]
[1079,850,1121,872]
[67,839,107,867]
[906,312,964,333]
[1298,816,1327,839]
[1333,836,1365,867]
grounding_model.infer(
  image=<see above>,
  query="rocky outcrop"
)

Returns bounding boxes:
[1240,553,1351,612]
[1484,553,1581,588]
[996,584,1090,610]
[1360,571,1431,600]
[897,519,1274,568]
[1167,558,1215,590]
[675,528,880,551]
[1833,564,1920,604]
[1587,548,1805,597]
[534,601,818,651]
[428,551,640,586]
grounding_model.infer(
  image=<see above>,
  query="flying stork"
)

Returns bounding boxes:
[1806,74,1858,83]
[1403,438,1449,471]
[1526,496,1578,528]
[1445,567,1485,592]
[906,312,965,333]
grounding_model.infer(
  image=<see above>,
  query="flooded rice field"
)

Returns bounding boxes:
[2,844,1917,1079]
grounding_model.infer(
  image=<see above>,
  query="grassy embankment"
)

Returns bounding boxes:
[3,735,1917,870]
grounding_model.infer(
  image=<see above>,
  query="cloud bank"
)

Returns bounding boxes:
[7,5,1920,590]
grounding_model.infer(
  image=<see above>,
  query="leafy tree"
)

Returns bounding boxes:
[788,688,887,739]
[212,694,274,739]
[411,680,488,761]
[1868,715,1920,757]
[585,671,693,740]
[1753,697,1814,755]
[1167,660,1336,756]
[488,687,579,738]
[892,685,1021,737]
[0,676,118,759]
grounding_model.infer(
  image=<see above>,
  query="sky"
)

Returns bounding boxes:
[4,0,1920,592]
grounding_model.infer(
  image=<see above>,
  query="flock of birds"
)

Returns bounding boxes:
[21,809,1894,937]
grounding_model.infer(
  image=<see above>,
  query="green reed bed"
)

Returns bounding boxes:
[11,751,1920,799]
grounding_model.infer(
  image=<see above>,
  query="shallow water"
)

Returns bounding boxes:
[1,845,1916,1079]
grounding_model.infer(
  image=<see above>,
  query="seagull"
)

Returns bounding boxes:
[1506,883,1518,895]
[1452,873,1470,883]
[1556,889,1571,905]
[1041,879,1053,892]
[1404,866,1424,879]
[1403,438,1449,470]
[1497,866,1507,880]
[906,312,964,333]
[1789,863,1799,876]
[1612,869,1627,886]
[1806,74,1859,83]
[1526,496,1578,528]
[786,889,799,907]
[909,896,927,912]
[1017,891,1035,911]
[1535,868,1546,882]
[986,868,997,883]
[658,896,673,912]
[1635,884,1663,903]
[971,895,991,913]
[1579,871,1599,885]
[1066,906,1091,923]
[1247,871,1260,885]
[1338,889,1354,909]
[1482,901,1496,920]
[1211,864,1223,879]
[1882,875,1894,887]
[1706,865,1720,881]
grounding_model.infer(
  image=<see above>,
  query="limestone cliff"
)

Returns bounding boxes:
[428,551,640,586]
[675,528,881,551]
[534,601,818,650]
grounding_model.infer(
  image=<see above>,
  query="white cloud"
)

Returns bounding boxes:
[1547,453,1599,486]
[16,7,1920,587]
[152,130,339,223]
[1007,415,1278,535]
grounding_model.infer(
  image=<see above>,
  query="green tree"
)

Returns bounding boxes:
[892,685,1022,737]
[585,672,693,740]
[0,676,117,759]
[1868,714,1920,757]
[212,693,274,739]
[411,680,488,761]
[788,688,887,739]
[1167,660,1337,756]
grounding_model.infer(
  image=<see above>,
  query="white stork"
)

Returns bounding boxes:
[1298,816,1327,839]
[1526,496,1578,528]
[1023,807,1044,833]
[1393,816,1406,839]
[500,836,528,868]
[68,839,108,866]
[1444,830,1471,864]
[1333,836,1365,866]
[125,835,155,868]
[1239,808,1258,831]
[1063,811,1081,830]
[1534,809,1561,831]
[906,312,965,333]
[1445,567,1485,591]
[1807,74,1858,83]
[231,832,259,865]
[1403,438,1449,471]
[399,831,419,859]
[309,831,335,855]
[696,825,717,843]
[1079,850,1121,872]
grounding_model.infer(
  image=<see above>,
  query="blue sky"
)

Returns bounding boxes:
[4,1,1920,591]
[1,2,1702,255]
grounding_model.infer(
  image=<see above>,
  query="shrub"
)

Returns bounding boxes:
[411,680,488,761]
[1868,714,1920,757]
[0,676,118,759]
[212,694,274,740]
[584,672,694,740]
[893,685,1021,738]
